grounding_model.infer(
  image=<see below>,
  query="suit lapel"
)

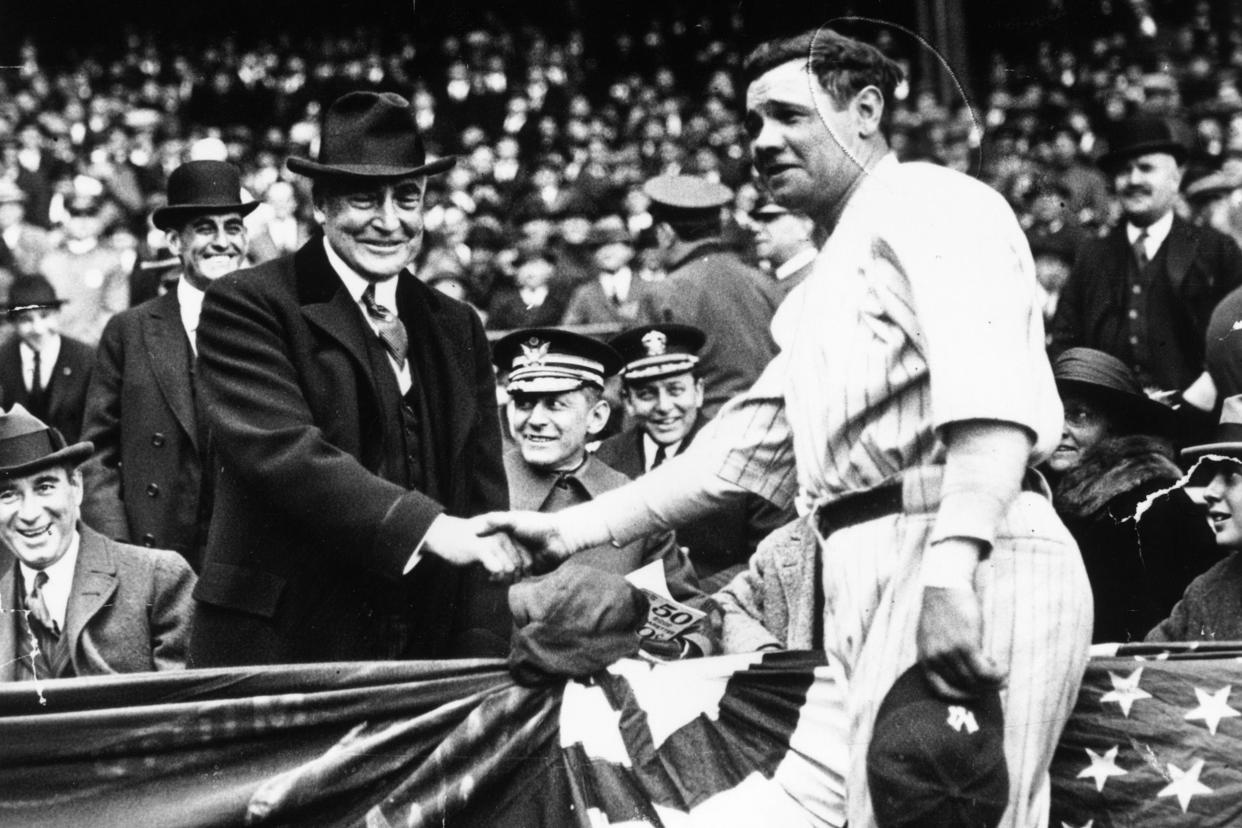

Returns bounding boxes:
[398,275,473,459]
[1163,216,1199,295]
[62,526,119,666]
[143,292,200,449]
[297,244,380,405]
[0,554,17,682]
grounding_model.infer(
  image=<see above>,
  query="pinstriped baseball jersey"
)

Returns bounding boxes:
[708,155,1063,516]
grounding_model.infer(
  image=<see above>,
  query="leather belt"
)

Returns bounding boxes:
[814,480,904,538]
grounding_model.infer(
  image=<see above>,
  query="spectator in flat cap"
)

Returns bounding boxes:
[596,324,790,591]
[1050,115,1242,438]
[0,274,94,444]
[562,216,658,329]
[78,161,258,573]
[0,404,195,682]
[188,91,527,668]
[639,174,779,420]
[494,327,714,656]
[750,197,818,303]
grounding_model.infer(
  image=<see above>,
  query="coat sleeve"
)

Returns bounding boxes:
[464,306,509,514]
[79,315,133,543]
[147,551,196,671]
[197,273,444,578]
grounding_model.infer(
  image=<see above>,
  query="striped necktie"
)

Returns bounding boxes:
[1132,229,1149,269]
[26,570,59,638]
[362,284,408,368]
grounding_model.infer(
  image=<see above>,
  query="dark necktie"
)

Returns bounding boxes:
[651,443,668,470]
[29,350,43,401]
[362,284,409,368]
[1133,229,1149,269]
[25,570,59,639]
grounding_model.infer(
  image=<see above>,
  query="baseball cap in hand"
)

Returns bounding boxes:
[867,666,1009,828]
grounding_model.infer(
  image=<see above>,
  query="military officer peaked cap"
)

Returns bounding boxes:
[493,328,623,394]
[609,324,706,384]
[643,175,733,224]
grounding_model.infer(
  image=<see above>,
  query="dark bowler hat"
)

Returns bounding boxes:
[1052,347,1178,438]
[1183,395,1242,462]
[1098,116,1191,171]
[610,324,706,384]
[493,328,623,394]
[867,666,1009,828]
[0,404,93,479]
[286,91,455,180]
[151,160,258,231]
[3,274,66,316]
[643,175,733,223]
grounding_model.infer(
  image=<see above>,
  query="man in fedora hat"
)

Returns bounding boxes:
[562,215,656,328]
[638,174,779,421]
[188,91,526,667]
[0,405,195,681]
[1050,115,1242,421]
[0,274,94,443]
[78,160,258,573]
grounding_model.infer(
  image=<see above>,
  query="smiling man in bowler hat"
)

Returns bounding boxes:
[0,274,94,443]
[0,404,195,681]
[188,91,526,667]
[79,160,257,573]
[1050,115,1242,429]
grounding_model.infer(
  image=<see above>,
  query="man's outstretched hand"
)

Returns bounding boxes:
[476,510,576,573]
[916,584,1006,700]
[422,514,533,581]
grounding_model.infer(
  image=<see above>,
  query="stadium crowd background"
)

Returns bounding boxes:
[4,0,1242,330]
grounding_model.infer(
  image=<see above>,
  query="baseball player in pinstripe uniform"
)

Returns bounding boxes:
[484,27,1092,828]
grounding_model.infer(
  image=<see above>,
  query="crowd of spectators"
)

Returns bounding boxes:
[3,1,1242,337]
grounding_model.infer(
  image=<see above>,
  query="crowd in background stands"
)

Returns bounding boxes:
[5,2,1242,335]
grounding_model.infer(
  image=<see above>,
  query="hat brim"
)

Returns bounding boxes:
[1181,444,1242,462]
[0,441,93,478]
[152,200,260,231]
[4,300,67,315]
[1056,379,1179,438]
[285,156,456,180]
[1098,142,1188,171]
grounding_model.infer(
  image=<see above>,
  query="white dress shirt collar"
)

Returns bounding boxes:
[19,529,81,632]
[775,247,817,281]
[641,432,682,473]
[20,337,60,391]
[176,276,206,353]
[1126,210,1174,259]
[322,237,410,393]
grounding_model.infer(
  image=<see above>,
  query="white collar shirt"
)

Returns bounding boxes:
[775,247,817,281]
[641,433,682,473]
[1126,210,1174,260]
[323,237,412,394]
[20,337,60,392]
[176,277,206,354]
[19,530,81,632]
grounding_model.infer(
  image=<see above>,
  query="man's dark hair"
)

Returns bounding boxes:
[743,28,905,128]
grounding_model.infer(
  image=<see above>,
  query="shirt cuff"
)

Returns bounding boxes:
[403,514,442,574]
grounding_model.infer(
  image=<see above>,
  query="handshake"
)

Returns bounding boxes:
[420,511,576,580]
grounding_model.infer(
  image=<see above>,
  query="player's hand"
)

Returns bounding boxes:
[476,510,575,572]
[916,585,1005,700]
[422,514,532,582]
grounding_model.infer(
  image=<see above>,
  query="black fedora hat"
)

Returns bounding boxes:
[1052,347,1179,438]
[286,91,455,180]
[3,274,66,316]
[1183,395,1242,462]
[0,404,93,478]
[151,161,258,231]
[1098,116,1191,171]
[1053,347,1179,437]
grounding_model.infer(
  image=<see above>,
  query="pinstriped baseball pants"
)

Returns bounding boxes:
[814,481,1093,828]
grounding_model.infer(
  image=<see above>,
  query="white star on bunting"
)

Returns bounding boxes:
[1076,746,1126,792]
[1184,685,1241,735]
[1100,668,1152,717]
[1157,759,1212,813]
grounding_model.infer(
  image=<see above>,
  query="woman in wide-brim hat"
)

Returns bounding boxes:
[1148,395,1242,641]
[1046,347,1222,644]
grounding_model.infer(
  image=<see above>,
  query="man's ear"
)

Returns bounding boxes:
[165,229,184,258]
[585,398,612,437]
[693,378,705,409]
[852,86,885,138]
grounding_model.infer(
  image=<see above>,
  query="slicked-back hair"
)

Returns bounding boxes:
[743,28,905,131]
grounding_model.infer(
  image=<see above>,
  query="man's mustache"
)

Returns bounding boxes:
[1122,187,1151,198]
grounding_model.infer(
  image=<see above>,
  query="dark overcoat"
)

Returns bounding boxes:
[188,241,508,665]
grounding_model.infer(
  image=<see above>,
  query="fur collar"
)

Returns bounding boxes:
[1053,434,1181,519]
